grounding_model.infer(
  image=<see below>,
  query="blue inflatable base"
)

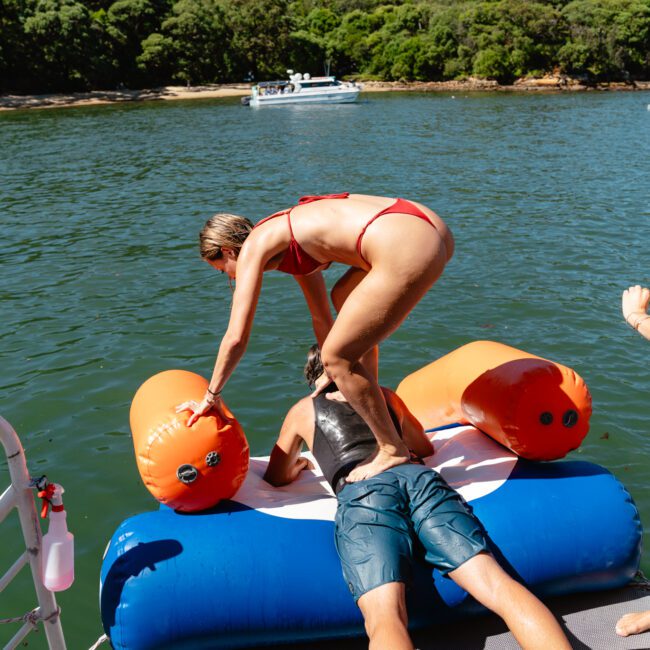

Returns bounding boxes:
[101,433,641,649]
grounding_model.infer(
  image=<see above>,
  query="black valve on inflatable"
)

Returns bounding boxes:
[177,464,199,484]
[539,412,554,425]
[206,452,221,467]
[563,410,578,427]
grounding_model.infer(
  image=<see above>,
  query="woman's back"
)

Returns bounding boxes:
[250,193,453,271]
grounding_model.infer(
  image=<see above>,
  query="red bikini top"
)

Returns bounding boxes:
[254,193,350,276]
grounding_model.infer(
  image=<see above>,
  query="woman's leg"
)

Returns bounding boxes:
[322,220,448,481]
[331,267,378,380]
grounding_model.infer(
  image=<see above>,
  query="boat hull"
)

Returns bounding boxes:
[249,89,360,107]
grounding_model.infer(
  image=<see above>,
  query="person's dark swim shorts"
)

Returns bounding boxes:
[334,463,488,601]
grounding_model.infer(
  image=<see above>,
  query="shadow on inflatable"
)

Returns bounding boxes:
[101,539,183,629]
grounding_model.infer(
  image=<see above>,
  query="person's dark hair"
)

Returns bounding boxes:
[304,344,324,388]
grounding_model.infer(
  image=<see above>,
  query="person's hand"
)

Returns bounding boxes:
[622,285,650,325]
[298,457,315,472]
[176,394,226,427]
[310,373,333,399]
[325,390,346,403]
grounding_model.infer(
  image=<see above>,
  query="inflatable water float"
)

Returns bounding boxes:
[100,342,642,649]
[396,340,592,459]
[130,369,249,512]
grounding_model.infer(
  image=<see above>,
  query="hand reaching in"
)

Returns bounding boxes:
[310,372,333,399]
[622,285,650,339]
[298,457,315,472]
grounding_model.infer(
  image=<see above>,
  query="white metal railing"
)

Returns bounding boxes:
[0,415,66,649]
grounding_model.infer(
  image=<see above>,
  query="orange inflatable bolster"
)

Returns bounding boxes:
[396,340,592,461]
[130,370,249,512]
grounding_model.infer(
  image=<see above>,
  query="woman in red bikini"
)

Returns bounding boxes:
[179,193,454,482]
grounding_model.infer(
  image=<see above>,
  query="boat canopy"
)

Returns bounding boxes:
[298,80,339,87]
[257,81,290,88]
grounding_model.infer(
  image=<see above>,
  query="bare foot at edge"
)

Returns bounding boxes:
[346,447,410,482]
[616,611,650,637]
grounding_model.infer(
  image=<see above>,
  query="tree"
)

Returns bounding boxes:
[138,32,176,84]
[559,0,650,79]
[139,0,231,85]
[23,0,97,91]
[473,43,511,79]
[286,5,341,75]
[103,0,170,85]
[0,0,29,92]
[4,0,649,93]
[327,9,382,76]
[225,0,294,79]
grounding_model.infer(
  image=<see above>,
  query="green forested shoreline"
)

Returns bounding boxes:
[1,0,649,94]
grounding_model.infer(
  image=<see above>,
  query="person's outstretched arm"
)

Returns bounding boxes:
[179,246,269,426]
[616,284,650,638]
[622,285,650,341]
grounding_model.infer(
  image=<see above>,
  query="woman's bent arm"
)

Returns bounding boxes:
[295,272,334,348]
[263,398,313,486]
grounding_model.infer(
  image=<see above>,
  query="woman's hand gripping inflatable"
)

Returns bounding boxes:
[176,393,227,427]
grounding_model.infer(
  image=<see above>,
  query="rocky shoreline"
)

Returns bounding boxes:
[1,77,649,111]
[362,76,650,92]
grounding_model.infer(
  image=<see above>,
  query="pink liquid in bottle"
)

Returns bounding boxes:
[41,485,74,592]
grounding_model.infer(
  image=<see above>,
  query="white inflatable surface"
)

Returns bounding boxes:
[234,425,518,521]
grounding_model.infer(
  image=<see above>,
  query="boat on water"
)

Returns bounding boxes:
[242,71,361,107]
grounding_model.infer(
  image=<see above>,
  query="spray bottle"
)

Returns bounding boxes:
[40,483,74,591]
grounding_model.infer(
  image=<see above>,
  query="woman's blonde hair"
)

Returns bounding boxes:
[199,213,254,260]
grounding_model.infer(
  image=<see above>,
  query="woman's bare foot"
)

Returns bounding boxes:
[346,446,410,482]
[616,611,650,637]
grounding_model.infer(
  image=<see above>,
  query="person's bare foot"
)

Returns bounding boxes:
[346,446,410,482]
[616,611,650,637]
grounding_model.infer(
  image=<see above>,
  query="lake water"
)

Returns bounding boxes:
[1,90,649,647]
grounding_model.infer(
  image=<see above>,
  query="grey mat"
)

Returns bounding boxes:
[244,586,650,650]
